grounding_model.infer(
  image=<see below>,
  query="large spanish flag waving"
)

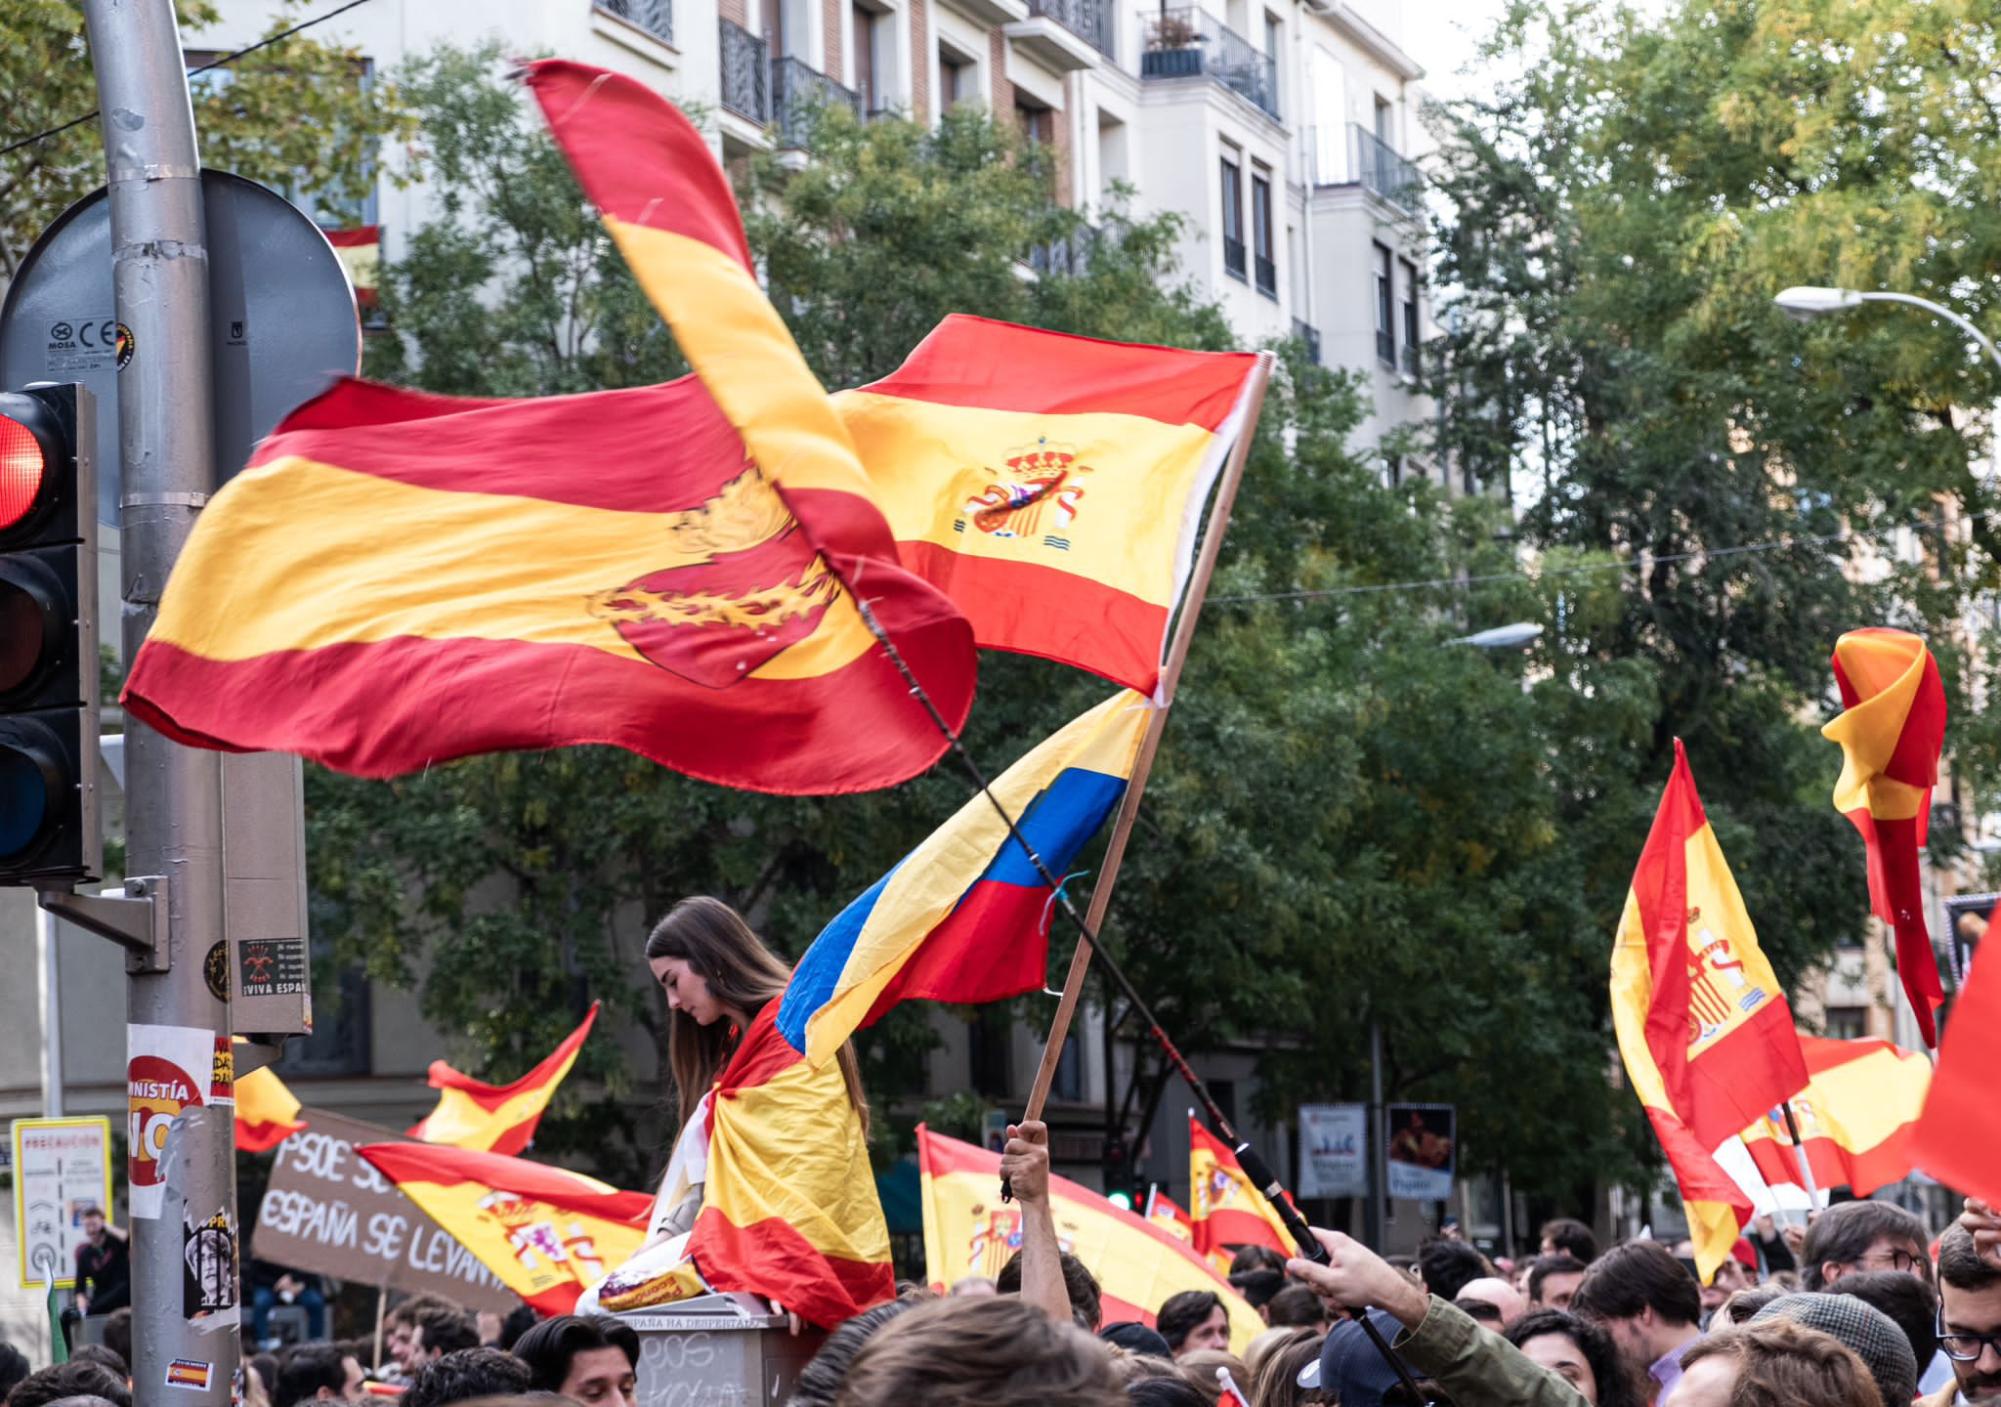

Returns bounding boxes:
[358,1142,651,1315]
[1187,1117,1290,1272]
[838,317,1261,698]
[1914,941,2001,1207]
[409,1003,597,1155]
[777,691,1151,1067]
[918,1126,1263,1351]
[1611,742,1809,1281]
[1822,628,1948,1045]
[234,1065,307,1153]
[1738,1035,1929,1197]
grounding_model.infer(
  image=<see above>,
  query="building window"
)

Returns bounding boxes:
[1221,152,1246,281]
[1825,1006,1869,1040]
[1374,242,1394,365]
[1374,93,1394,148]
[940,44,974,109]
[852,2,879,112]
[1251,168,1276,298]
[1052,1032,1084,1103]
[1016,90,1054,146]
[970,1009,1013,1096]
[1399,257,1419,374]
[1263,12,1282,102]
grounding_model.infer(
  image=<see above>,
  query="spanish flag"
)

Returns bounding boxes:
[1611,742,1809,1281]
[1822,628,1948,1045]
[838,317,1262,697]
[776,691,1151,1067]
[1187,1117,1291,1271]
[234,1065,307,1153]
[409,1003,597,1156]
[1144,1188,1196,1245]
[918,1126,1263,1351]
[1738,1035,1929,1197]
[1914,940,2001,1207]
[357,1142,651,1314]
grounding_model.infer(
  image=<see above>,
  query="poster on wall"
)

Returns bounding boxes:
[1384,1103,1455,1203]
[11,1117,113,1289]
[128,1024,232,1221]
[1297,1105,1368,1199]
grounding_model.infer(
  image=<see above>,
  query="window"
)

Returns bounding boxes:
[1221,152,1246,281]
[1374,242,1394,365]
[1016,90,1053,146]
[970,1009,1013,1096]
[1374,93,1394,148]
[1263,12,1282,104]
[1097,110,1130,204]
[1400,257,1419,374]
[1251,168,1276,298]
[940,45,974,108]
[852,2,878,111]
[1052,1033,1084,1103]
[1311,46,1346,183]
[276,937,372,1077]
[1825,1006,1869,1040]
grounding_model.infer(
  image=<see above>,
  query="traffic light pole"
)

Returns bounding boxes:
[82,3,237,1402]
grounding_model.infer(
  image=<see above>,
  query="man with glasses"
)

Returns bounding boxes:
[1802,1202,1933,1290]
[1925,1224,2001,1406]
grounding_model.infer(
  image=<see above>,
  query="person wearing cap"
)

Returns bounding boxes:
[1284,1227,1589,1407]
[1747,1291,1916,1405]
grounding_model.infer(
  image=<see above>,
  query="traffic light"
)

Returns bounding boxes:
[0,383,98,886]
[1102,1136,1136,1211]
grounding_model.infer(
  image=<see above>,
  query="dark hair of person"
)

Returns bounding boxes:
[788,1293,931,1407]
[388,1293,463,1330]
[997,1250,1105,1331]
[98,1311,130,1377]
[274,1345,351,1407]
[1248,1327,1323,1407]
[1155,1291,1225,1352]
[1678,1319,1885,1407]
[1417,1239,1492,1303]
[1227,1246,1287,1276]
[1225,1269,1285,1312]
[1569,1240,1701,1327]
[511,1316,638,1394]
[829,1296,1124,1407]
[497,1305,540,1352]
[1540,1218,1599,1264]
[1719,1285,1786,1325]
[1124,1378,1205,1407]
[1800,1201,1930,1291]
[1828,1270,1940,1374]
[0,1343,29,1401]
[402,1348,532,1407]
[4,1362,132,1407]
[1506,1309,1641,1407]
[249,1353,280,1404]
[1264,1284,1325,1329]
[646,896,868,1137]
[64,1349,122,1380]
[1527,1253,1588,1303]
[413,1305,481,1359]
[77,1207,105,1222]
[1938,1224,2001,1293]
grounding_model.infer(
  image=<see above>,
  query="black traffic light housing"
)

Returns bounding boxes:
[0,383,98,887]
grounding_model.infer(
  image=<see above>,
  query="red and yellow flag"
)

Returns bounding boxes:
[917,1126,1263,1351]
[1611,741,1810,1281]
[409,1003,597,1156]
[1914,941,2001,1207]
[837,316,1262,697]
[1144,1187,1196,1245]
[1822,628,1948,1045]
[1738,1035,1929,1197]
[358,1142,651,1315]
[1188,1117,1291,1272]
[234,1065,307,1153]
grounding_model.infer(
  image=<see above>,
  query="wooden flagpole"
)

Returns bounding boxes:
[1019,349,1274,1124]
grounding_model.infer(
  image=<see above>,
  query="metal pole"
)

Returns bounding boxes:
[82,3,236,1402]
[38,906,63,1118]
[1368,1018,1387,1250]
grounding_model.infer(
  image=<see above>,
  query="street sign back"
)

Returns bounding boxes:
[11,1116,113,1290]
[0,169,362,526]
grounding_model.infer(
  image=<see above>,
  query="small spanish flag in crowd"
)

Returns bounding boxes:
[1144,1188,1196,1245]
[1821,628,1948,1045]
[409,1003,597,1156]
[918,1126,1263,1352]
[234,1064,308,1153]
[1188,1117,1291,1272]
[1737,1035,1928,1197]
[358,1142,651,1314]
[1610,742,1810,1282]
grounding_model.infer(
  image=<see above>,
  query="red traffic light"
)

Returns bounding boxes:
[0,413,46,532]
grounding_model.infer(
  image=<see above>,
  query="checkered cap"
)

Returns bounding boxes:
[1750,1290,1918,1406]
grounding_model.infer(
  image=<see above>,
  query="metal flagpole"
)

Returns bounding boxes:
[81,3,237,1402]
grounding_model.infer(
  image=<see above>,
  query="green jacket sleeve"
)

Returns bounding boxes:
[1391,1296,1592,1407]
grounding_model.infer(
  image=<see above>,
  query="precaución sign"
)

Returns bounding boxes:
[10,1117,113,1290]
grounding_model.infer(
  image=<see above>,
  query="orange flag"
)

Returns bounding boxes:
[234,1065,307,1153]
[410,1003,597,1155]
[1188,1117,1291,1272]
[1913,941,2001,1207]
[1738,1035,1930,1197]
[1822,628,1948,1044]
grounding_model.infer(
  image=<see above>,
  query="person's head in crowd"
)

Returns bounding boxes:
[401,1348,532,1407]
[1248,1327,1325,1407]
[251,1354,281,1397]
[1123,1378,1204,1407]
[511,1315,639,1407]
[1747,1290,1915,1407]
[1228,1269,1286,1320]
[98,1312,129,1380]
[949,1276,997,1298]
[1157,1292,1230,1358]
[1310,1308,1421,1407]
[274,1345,365,1407]
[1541,1218,1599,1265]
[1099,1323,1174,1360]
[1105,1350,1184,1387]
[1673,1318,1885,1407]
[39,1396,123,1407]
[64,1349,122,1381]
[496,1305,540,1352]
[405,1305,481,1374]
[1802,1200,1932,1291]
[1936,1224,2001,1405]
[241,1358,273,1407]
[1417,1239,1490,1304]
[1569,1239,1703,1382]
[1504,1309,1637,1407]
[1454,1275,1526,1329]
[998,1248,1104,1331]
[385,1295,461,1372]
[1263,1285,1326,1331]
[1716,1284,1785,1326]
[1229,1246,1287,1277]
[1173,1349,1248,1406]
[1827,1269,1940,1385]
[788,1294,930,1407]
[1528,1253,1589,1312]
[1702,1248,1753,1316]
[0,1343,29,1402]
[5,1362,131,1407]
[829,1295,1125,1407]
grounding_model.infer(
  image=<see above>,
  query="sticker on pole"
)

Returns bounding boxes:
[183,1205,240,1328]
[166,1359,213,1391]
[9,1116,113,1290]
[128,1023,217,1220]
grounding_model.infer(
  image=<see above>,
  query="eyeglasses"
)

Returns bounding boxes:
[1853,1246,1928,1276]
[1935,1310,2001,1363]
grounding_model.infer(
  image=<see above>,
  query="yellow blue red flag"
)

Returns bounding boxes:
[409,1003,597,1156]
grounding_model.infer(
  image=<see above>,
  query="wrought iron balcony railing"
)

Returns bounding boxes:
[596,0,672,45]
[1292,318,1321,365]
[1254,252,1276,298]
[1353,123,1420,208]
[1141,8,1278,120]
[1223,234,1247,281]
[1029,0,1114,56]
[719,19,770,123]
[772,56,861,149]
[1376,328,1396,366]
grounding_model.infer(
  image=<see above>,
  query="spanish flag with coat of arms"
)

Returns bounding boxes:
[409,1003,597,1155]
[1611,741,1810,1283]
[1187,1116,1291,1272]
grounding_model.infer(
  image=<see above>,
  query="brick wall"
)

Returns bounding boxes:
[1052,75,1073,206]
[720,0,748,29]
[989,30,1013,118]
[823,0,844,80]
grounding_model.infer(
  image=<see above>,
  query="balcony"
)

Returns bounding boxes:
[1292,318,1321,365]
[1141,9,1278,121]
[1027,221,1102,277]
[719,20,770,124]
[595,0,673,45]
[1027,0,1113,55]
[1007,0,1108,71]
[1353,123,1419,209]
[1223,234,1247,282]
[1254,252,1276,299]
[772,56,861,149]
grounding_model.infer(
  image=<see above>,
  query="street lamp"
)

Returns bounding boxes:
[1773,286,2001,377]
[1446,622,1543,650]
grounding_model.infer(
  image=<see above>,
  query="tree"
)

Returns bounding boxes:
[0,1,408,280]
